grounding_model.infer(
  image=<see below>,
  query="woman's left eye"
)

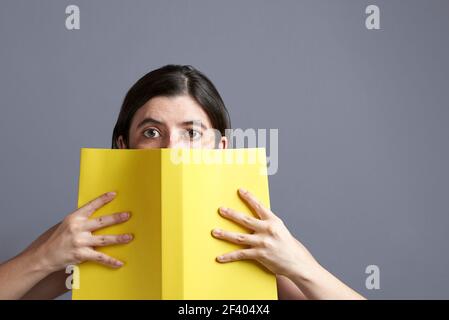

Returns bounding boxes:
[185,129,202,140]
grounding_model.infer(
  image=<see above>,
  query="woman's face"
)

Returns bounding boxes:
[117,95,228,150]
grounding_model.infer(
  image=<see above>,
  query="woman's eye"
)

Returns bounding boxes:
[186,129,202,140]
[143,128,161,138]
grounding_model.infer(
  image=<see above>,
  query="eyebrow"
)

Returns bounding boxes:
[136,117,164,129]
[136,117,208,130]
[180,120,208,130]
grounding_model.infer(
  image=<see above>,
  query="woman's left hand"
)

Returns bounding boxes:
[211,188,319,278]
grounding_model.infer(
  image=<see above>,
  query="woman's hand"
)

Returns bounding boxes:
[0,191,133,299]
[211,188,318,278]
[212,188,365,300]
[36,191,133,273]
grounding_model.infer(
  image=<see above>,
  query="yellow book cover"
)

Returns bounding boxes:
[72,148,277,300]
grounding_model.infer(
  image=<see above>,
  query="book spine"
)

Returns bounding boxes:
[161,150,184,299]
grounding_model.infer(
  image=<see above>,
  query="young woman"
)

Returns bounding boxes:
[0,65,365,300]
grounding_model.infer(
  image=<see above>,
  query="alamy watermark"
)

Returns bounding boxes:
[365,5,380,30]
[365,264,380,290]
[65,5,80,30]
[167,125,279,176]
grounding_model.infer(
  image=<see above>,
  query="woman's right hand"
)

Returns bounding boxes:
[36,191,133,273]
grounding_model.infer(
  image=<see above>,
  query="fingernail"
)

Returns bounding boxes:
[107,191,117,197]
[212,228,222,236]
[219,207,228,213]
[120,212,130,220]
[122,234,133,241]
[239,188,247,194]
[217,256,225,262]
[115,261,124,267]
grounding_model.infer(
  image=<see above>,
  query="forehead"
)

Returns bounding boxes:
[131,95,212,127]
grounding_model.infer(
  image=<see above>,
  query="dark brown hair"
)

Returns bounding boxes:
[112,64,231,148]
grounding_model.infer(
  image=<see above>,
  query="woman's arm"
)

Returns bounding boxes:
[285,261,364,300]
[17,222,69,300]
[211,188,365,300]
[0,191,134,300]
[276,275,308,300]
[0,221,64,299]
[20,269,69,300]
[0,243,54,299]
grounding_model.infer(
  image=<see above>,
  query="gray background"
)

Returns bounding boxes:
[1,0,448,299]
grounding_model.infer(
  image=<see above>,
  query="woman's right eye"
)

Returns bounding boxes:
[143,128,161,138]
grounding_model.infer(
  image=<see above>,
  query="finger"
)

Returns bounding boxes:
[211,228,261,247]
[238,188,272,220]
[88,234,134,247]
[218,207,266,232]
[216,248,259,263]
[83,248,124,268]
[84,212,131,232]
[77,191,117,218]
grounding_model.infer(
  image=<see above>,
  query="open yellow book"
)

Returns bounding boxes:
[72,148,277,300]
